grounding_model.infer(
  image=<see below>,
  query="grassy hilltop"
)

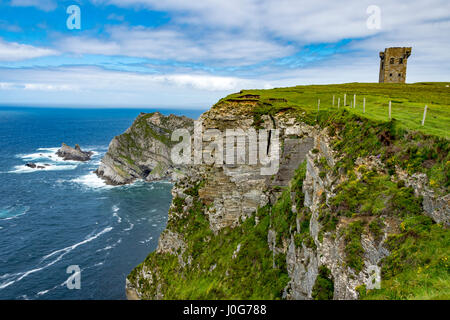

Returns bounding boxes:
[224,82,450,192]
[222,82,450,138]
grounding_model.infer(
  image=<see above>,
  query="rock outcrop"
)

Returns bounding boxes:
[56,143,93,161]
[282,131,394,299]
[95,112,194,185]
[25,162,46,169]
[121,94,448,300]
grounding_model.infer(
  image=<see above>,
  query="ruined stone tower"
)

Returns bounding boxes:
[379,47,411,83]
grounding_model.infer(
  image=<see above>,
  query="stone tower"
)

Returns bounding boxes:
[379,47,411,83]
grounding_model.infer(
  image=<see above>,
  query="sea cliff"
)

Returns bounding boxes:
[98,83,449,300]
[95,112,194,185]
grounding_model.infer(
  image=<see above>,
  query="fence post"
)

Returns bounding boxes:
[333,95,335,107]
[389,101,392,119]
[338,97,340,109]
[344,94,346,106]
[422,105,428,126]
[363,97,366,113]
[354,94,356,108]
[318,99,320,112]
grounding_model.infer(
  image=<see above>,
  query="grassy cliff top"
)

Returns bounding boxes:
[218,82,450,138]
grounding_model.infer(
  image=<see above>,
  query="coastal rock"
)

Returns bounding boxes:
[396,169,450,226]
[56,143,93,161]
[95,112,194,185]
[25,162,45,169]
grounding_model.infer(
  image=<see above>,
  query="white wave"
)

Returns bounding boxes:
[96,245,114,252]
[0,259,62,290]
[151,209,157,213]
[0,227,113,290]
[18,147,75,164]
[123,223,134,232]
[113,214,121,223]
[91,160,102,166]
[0,205,29,221]
[139,236,153,244]
[42,227,113,261]
[72,172,113,189]
[95,237,122,252]
[36,290,49,296]
[10,163,78,173]
[18,147,101,165]
[112,205,122,223]
[36,147,59,152]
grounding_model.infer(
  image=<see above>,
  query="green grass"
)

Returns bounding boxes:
[312,266,334,300]
[219,82,450,138]
[343,221,365,273]
[128,182,289,299]
[360,216,450,300]
[220,83,450,192]
[330,170,423,217]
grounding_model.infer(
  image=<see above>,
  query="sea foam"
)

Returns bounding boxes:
[72,172,113,189]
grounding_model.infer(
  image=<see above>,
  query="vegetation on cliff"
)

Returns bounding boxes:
[96,112,193,185]
[128,181,290,299]
[128,83,449,300]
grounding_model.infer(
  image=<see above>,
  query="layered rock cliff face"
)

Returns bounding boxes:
[96,112,194,185]
[120,95,448,300]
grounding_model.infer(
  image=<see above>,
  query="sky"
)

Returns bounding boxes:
[0,0,449,109]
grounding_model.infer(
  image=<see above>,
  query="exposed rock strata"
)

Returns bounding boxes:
[95,112,194,185]
[120,99,448,300]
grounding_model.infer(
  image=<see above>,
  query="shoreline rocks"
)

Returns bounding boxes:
[56,143,93,162]
[25,162,45,169]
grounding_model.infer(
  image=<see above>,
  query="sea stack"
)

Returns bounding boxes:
[56,143,93,161]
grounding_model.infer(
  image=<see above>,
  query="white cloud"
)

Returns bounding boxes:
[0,66,268,107]
[81,1,450,72]
[1,0,449,107]
[10,0,57,11]
[0,38,58,61]
[57,25,295,66]
[91,0,449,43]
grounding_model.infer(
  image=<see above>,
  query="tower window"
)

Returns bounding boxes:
[390,58,394,64]
[398,73,402,77]
[399,58,403,64]
[390,73,392,77]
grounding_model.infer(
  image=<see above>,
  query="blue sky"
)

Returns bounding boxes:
[0,0,449,109]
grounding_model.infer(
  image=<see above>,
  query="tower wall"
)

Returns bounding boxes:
[379,47,411,83]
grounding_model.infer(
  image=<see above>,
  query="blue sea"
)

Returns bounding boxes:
[0,106,204,300]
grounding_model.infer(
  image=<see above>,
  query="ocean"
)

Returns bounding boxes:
[0,106,204,300]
